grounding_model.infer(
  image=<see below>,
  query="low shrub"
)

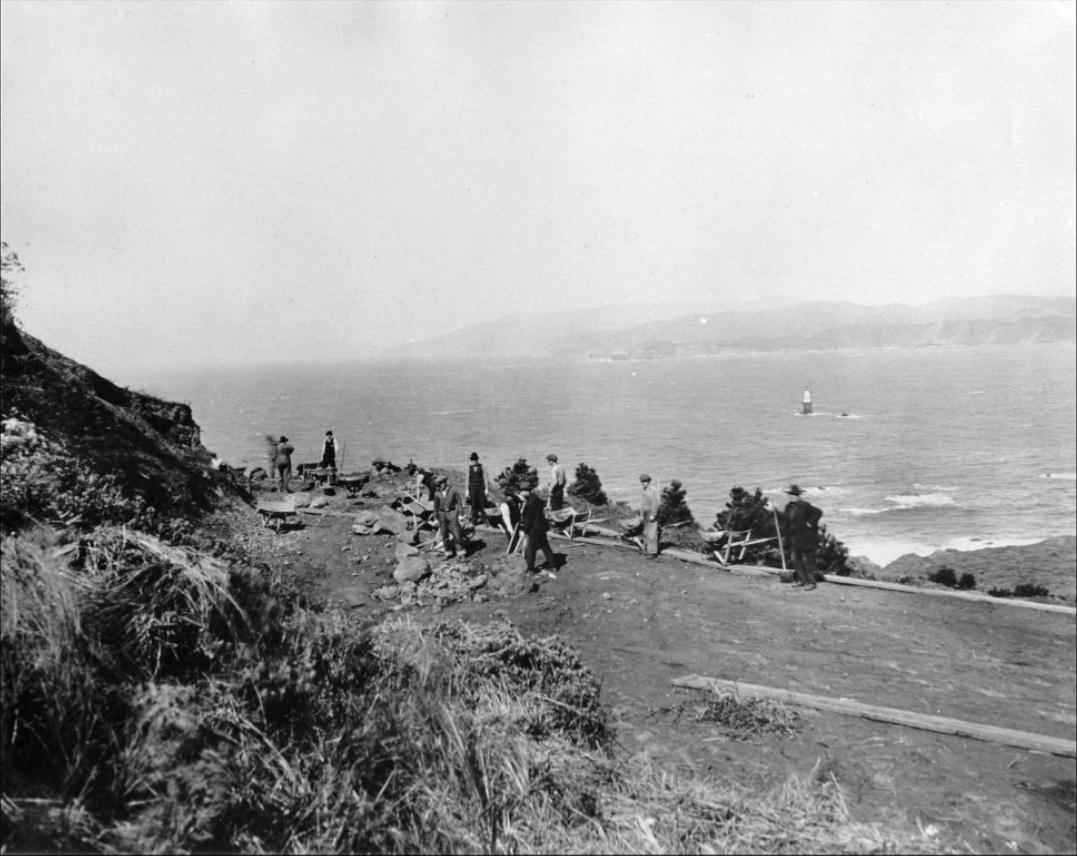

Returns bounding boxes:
[696,693,803,740]
[495,458,538,493]
[568,462,608,506]
[988,584,1050,599]
[928,566,958,588]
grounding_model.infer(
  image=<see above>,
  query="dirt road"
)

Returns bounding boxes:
[252,493,1076,854]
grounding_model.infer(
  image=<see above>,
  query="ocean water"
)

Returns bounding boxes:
[141,344,1076,566]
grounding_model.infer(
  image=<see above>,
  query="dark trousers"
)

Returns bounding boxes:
[524,530,556,572]
[468,485,485,524]
[791,547,817,585]
[549,484,565,511]
[438,511,466,556]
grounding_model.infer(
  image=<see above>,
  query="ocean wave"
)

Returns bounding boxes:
[912,483,959,492]
[842,507,889,517]
[883,492,956,509]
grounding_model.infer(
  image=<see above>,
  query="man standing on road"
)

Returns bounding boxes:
[518,481,558,573]
[639,474,660,559]
[546,453,567,511]
[782,484,822,590]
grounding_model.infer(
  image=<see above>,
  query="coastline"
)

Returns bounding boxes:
[870,534,1076,603]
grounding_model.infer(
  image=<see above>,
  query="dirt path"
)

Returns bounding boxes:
[246,485,1076,854]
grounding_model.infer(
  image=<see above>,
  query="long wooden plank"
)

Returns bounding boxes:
[672,675,1076,758]
[816,574,1076,614]
[658,546,1076,616]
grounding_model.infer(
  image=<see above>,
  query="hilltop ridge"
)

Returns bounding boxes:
[402,294,1076,360]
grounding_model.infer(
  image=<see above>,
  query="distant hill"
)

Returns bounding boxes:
[404,295,1076,359]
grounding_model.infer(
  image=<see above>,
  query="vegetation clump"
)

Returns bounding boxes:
[495,457,538,493]
[928,566,977,590]
[988,583,1051,599]
[654,478,707,551]
[568,462,608,506]
[696,692,804,740]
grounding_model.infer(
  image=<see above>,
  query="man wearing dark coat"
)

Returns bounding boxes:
[782,484,823,590]
[433,474,467,558]
[518,482,557,573]
[467,452,489,526]
[319,430,338,470]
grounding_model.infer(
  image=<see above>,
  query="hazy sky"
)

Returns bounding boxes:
[2,1,1074,376]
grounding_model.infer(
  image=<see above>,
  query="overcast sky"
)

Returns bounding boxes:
[2,1,1074,376]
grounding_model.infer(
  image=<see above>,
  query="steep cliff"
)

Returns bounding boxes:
[1,322,239,521]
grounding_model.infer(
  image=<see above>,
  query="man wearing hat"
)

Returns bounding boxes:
[518,480,558,572]
[546,453,567,511]
[639,474,660,558]
[433,474,467,558]
[274,435,295,492]
[466,452,489,526]
[782,485,823,590]
[319,430,339,472]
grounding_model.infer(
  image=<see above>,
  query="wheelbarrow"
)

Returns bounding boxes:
[256,499,297,532]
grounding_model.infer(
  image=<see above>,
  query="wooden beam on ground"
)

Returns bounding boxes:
[297,507,361,519]
[815,574,1076,615]
[672,675,1077,758]
[661,548,1076,615]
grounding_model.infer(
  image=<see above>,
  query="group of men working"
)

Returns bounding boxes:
[425,452,562,571]
[272,435,824,588]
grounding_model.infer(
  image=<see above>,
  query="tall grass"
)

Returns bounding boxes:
[3,525,953,854]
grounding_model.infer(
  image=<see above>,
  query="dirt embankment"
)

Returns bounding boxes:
[240,469,1076,855]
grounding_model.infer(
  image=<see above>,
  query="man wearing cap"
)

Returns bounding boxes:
[274,435,295,492]
[433,474,467,558]
[782,485,823,590]
[518,481,558,572]
[467,452,489,526]
[546,454,567,511]
[639,474,660,558]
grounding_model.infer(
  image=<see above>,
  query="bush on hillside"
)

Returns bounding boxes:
[927,567,977,590]
[495,458,538,493]
[568,463,608,506]
[657,479,694,528]
[0,240,22,328]
[1,419,153,533]
[713,487,780,565]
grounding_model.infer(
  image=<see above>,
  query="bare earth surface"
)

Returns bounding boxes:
[242,474,1077,855]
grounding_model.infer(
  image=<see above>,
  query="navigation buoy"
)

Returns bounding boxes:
[802,389,813,415]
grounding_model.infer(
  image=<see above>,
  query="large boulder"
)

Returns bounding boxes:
[352,509,383,536]
[393,555,431,584]
[395,542,420,561]
[378,508,411,536]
